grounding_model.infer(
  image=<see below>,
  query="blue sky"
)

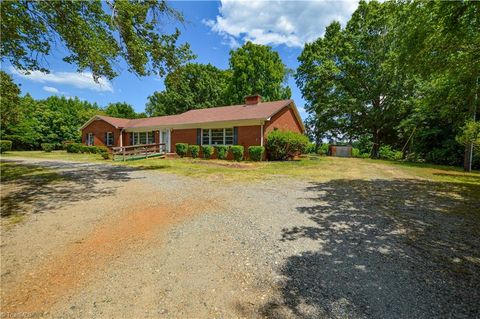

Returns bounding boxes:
[7,0,358,120]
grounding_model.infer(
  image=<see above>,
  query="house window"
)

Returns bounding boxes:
[86,133,94,146]
[132,131,155,145]
[106,132,114,146]
[201,128,234,145]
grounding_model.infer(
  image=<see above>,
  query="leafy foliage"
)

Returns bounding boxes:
[66,143,82,153]
[41,143,55,152]
[295,0,479,168]
[378,145,403,161]
[215,145,229,160]
[175,143,188,157]
[456,120,480,151]
[188,144,200,158]
[248,146,264,161]
[105,102,145,119]
[4,95,102,150]
[0,140,12,153]
[146,63,231,116]
[201,145,214,159]
[228,42,291,104]
[0,71,21,134]
[230,145,244,161]
[1,0,194,80]
[266,130,309,161]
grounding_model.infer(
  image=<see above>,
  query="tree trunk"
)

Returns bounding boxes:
[464,145,472,172]
[370,129,381,158]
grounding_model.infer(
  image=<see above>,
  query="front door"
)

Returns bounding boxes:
[161,129,170,153]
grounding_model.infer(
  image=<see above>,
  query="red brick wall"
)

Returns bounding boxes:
[264,105,303,136]
[171,129,197,153]
[82,120,122,148]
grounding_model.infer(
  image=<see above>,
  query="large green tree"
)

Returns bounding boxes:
[0,71,21,135]
[396,1,480,170]
[228,41,291,104]
[296,0,413,157]
[1,0,194,80]
[145,63,231,116]
[104,102,145,119]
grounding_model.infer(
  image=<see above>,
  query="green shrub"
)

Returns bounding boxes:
[0,140,13,153]
[248,146,264,161]
[378,145,403,161]
[230,145,244,161]
[202,145,214,159]
[188,145,200,158]
[265,130,309,160]
[41,143,55,152]
[352,148,360,158]
[97,146,108,154]
[175,143,188,157]
[305,143,316,154]
[215,145,229,160]
[360,153,370,158]
[101,152,110,160]
[66,143,82,153]
[318,143,329,156]
[62,141,75,150]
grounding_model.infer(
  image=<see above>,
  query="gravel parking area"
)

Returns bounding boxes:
[1,158,479,318]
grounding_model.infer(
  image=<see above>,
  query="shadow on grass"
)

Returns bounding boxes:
[260,179,480,319]
[0,159,140,218]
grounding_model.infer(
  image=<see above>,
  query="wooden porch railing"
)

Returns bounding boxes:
[112,143,166,161]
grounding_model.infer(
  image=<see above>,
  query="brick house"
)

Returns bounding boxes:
[80,95,304,158]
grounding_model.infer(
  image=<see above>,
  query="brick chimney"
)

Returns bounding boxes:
[244,94,262,105]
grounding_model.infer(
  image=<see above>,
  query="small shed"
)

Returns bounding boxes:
[329,145,352,157]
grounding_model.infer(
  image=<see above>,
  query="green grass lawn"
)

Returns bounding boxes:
[2,150,479,185]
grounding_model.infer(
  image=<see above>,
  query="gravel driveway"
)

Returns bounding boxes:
[1,158,479,318]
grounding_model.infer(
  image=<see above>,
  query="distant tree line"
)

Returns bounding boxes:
[0,71,145,149]
[295,0,479,170]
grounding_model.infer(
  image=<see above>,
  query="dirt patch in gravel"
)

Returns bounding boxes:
[1,199,215,313]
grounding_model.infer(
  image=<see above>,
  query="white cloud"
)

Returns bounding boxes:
[42,86,59,94]
[10,67,114,92]
[205,0,358,48]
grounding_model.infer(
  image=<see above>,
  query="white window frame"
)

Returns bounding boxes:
[132,131,154,145]
[201,128,234,146]
[86,133,94,146]
[106,132,114,146]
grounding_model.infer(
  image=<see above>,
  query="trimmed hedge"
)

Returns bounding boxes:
[41,143,55,152]
[0,140,13,153]
[96,146,108,154]
[248,146,264,161]
[202,145,214,159]
[175,143,188,157]
[66,143,82,153]
[215,145,229,160]
[265,130,309,160]
[188,145,200,158]
[230,145,244,161]
[66,143,100,154]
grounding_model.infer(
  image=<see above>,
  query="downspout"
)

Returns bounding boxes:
[120,129,123,147]
[260,124,264,147]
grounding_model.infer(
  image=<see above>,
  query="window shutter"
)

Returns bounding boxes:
[196,128,201,145]
[233,127,238,145]
[129,133,133,145]
[104,132,107,144]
